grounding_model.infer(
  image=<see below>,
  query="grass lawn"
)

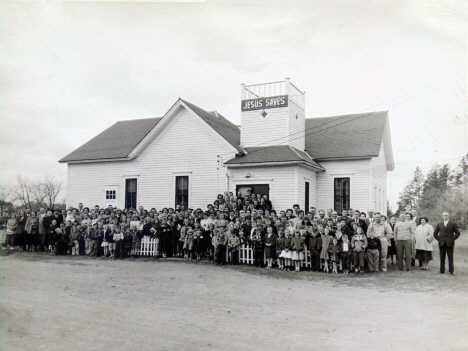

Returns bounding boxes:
[1,231,468,351]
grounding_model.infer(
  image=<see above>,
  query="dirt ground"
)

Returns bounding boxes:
[1,233,468,351]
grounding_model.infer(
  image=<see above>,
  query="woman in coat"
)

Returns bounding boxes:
[6,213,18,254]
[414,216,434,270]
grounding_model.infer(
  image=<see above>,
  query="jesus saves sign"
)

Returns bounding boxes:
[241,95,288,111]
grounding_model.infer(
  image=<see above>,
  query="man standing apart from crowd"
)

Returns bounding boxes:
[394,212,415,271]
[366,213,392,272]
[433,211,460,275]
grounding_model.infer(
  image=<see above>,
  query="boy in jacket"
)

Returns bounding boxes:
[340,234,352,274]
[308,227,322,272]
[366,230,382,273]
[351,226,368,275]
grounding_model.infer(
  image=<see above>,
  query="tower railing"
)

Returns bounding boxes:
[241,78,305,107]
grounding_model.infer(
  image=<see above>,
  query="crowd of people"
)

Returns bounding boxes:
[0,192,461,275]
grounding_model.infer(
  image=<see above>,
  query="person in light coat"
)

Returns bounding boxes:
[414,216,434,271]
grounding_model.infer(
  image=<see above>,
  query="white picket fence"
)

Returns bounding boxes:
[139,237,159,256]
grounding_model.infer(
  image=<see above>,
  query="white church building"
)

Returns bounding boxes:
[59,79,394,214]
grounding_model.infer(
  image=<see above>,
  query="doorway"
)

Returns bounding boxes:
[236,184,270,199]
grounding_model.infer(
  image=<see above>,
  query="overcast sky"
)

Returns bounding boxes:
[1,0,466,209]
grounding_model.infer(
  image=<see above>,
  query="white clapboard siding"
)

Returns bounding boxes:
[228,165,305,211]
[67,107,236,209]
[316,159,371,212]
[296,165,318,209]
[371,141,388,214]
[288,99,305,150]
[68,160,137,209]
[241,107,288,148]
[136,108,235,209]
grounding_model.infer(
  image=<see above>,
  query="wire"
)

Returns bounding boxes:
[217,74,462,160]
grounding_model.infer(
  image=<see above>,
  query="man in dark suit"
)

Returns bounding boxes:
[434,211,461,275]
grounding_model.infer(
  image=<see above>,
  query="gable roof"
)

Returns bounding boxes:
[59,99,242,163]
[59,117,161,163]
[224,145,325,170]
[59,100,391,167]
[181,99,242,152]
[304,111,388,160]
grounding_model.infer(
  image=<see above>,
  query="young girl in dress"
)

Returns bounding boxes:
[264,226,277,269]
[276,227,285,270]
[211,228,219,263]
[320,227,332,273]
[291,230,305,272]
[328,237,341,274]
[184,228,194,260]
[280,229,292,271]
[194,228,204,261]
[106,224,116,258]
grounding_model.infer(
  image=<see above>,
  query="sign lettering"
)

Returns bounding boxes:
[241,95,288,111]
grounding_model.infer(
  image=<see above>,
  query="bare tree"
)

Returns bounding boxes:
[9,176,34,210]
[0,183,13,211]
[43,176,64,209]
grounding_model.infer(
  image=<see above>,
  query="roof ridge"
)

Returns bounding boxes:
[181,99,218,118]
[288,145,304,161]
[117,116,162,123]
[306,110,388,120]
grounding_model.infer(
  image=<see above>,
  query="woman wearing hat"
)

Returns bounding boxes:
[414,216,434,270]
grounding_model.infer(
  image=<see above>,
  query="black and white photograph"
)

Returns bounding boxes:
[1,1,467,350]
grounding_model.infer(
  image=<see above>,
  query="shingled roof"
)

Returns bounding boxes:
[305,111,388,160]
[181,99,242,152]
[59,99,242,163]
[59,100,389,165]
[59,117,162,163]
[224,145,325,170]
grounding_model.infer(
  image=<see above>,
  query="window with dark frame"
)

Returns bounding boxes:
[334,178,350,214]
[125,179,137,209]
[175,176,189,207]
[305,181,310,211]
[105,190,116,200]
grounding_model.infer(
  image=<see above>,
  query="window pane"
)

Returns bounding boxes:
[175,176,189,207]
[334,178,350,212]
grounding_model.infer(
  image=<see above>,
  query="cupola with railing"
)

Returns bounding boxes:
[240,78,306,150]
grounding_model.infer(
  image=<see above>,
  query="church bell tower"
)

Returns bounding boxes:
[240,78,305,150]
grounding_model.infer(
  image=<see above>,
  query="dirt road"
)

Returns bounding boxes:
[1,236,467,351]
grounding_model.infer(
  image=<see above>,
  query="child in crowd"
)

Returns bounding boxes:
[107,224,116,258]
[211,228,219,263]
[250,227,264,268]
[113,225,124,259]
[309,225,322,272]
[227,229,240,265]
[280,229,292,271]
[184,228,194,260]
[193,221,205,260]
[179,219,190,259]
[264,226,277,269]
[340,234,352,274]
[328,237,341,274]
[123,228,133,259]
[70,226,80,256]
[216,227,228,266]
[366,229,381,273]
[291,229,305,272]
[351,226,368,275]
[276,229,285,270]
[101,224,109,257]
[132,226,142,258]
[320,227,332,272]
